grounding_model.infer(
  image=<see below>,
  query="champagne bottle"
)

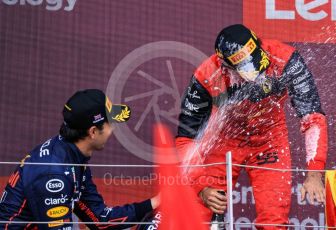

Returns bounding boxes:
[210,191,226,230]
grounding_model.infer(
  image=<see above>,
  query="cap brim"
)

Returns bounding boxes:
[107,104,131,123]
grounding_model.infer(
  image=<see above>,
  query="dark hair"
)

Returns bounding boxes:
[59,122,104,143]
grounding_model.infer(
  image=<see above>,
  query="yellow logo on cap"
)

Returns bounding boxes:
[227,38,257,65]
[64,104,72,111]
[259,50,270,71]
[215,48,224,59]
[105,97,112,113]
[113,107,130,122]
[46,206,69,218]
[251,30,258,40]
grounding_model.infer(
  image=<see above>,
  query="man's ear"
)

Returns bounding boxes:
[87,126,97,139]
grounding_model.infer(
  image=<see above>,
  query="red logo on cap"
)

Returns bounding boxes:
[228,38,257,65]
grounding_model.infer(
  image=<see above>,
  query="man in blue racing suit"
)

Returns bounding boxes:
[0,89,159,229]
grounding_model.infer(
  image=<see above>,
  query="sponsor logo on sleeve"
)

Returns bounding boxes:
[287,60,305,75]
[187,87,201,99]
[46,179,64,193]
[100,207,113,218]
[293,72,310,85]
[46,206,69,218]
[146,211,162,229]
[294,81,310,93]
[39,139,51,157]
[184,98,200,112]
[182,109,192,116]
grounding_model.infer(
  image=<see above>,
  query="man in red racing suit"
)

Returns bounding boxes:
[176,24,328,229]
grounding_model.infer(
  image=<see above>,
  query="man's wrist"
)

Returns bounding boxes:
[150,195,160,209]
[307,171,323,178]
[199,187,209,202]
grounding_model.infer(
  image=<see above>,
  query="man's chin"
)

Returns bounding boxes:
[239,74,259,82]
[237,69,260,82]
[94,145,105,151]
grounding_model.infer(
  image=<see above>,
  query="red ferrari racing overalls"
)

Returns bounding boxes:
[176,39,328,229]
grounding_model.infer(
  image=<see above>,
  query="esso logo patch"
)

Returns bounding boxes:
[46,179,64,193]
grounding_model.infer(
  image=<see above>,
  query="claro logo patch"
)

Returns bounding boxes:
[46,206,69,218]
[243,0,336,43]
[46,179,64,193]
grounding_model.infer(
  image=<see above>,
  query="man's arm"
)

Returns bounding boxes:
[175,75,228,212]
[282,51,328,203]
[73,167,154,230]
[176,75,212,153]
